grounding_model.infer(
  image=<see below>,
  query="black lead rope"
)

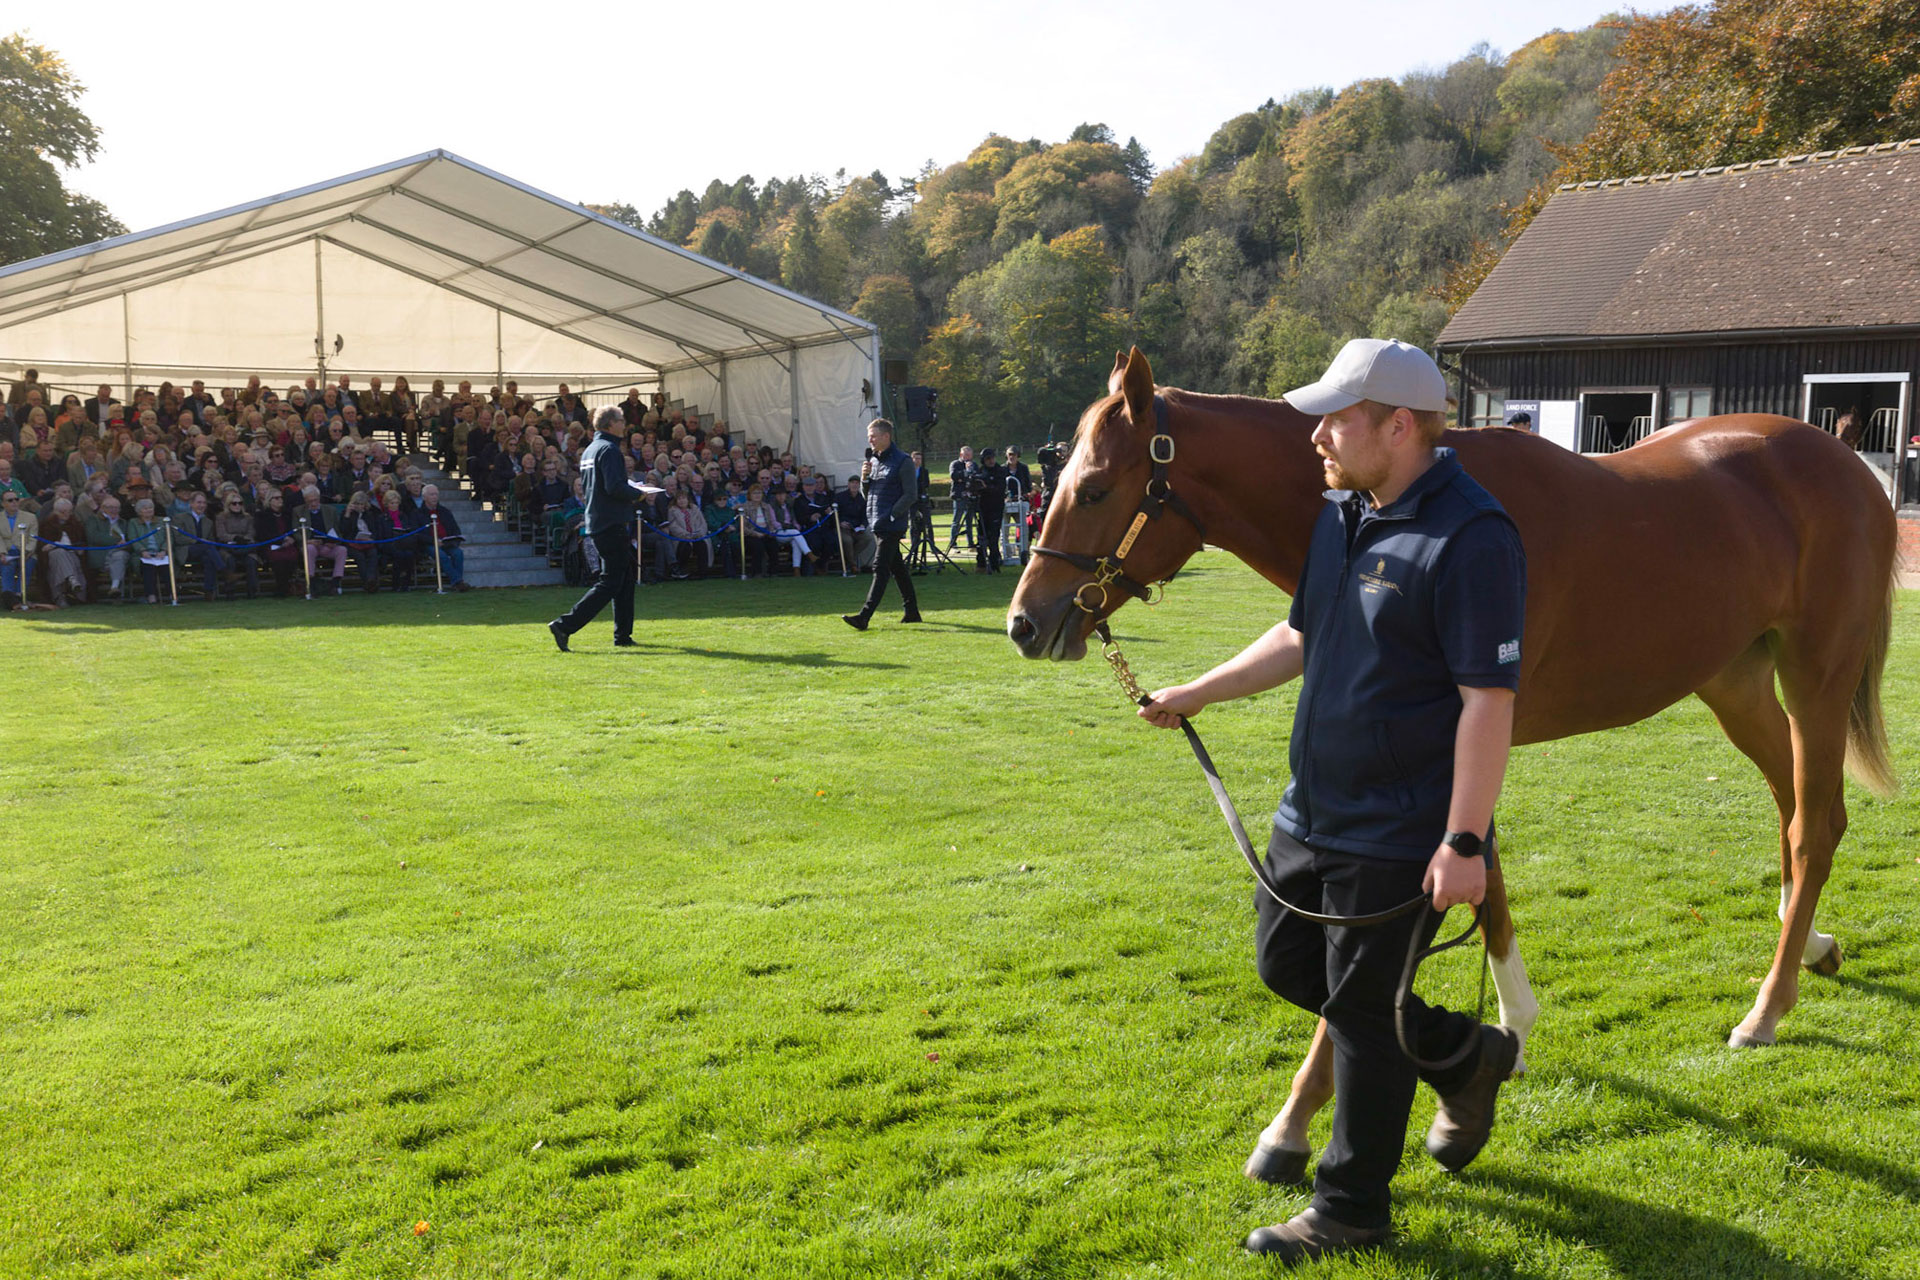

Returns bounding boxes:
[1101,622,1487,1072]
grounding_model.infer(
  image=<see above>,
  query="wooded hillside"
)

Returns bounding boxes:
[594,24,1623,448]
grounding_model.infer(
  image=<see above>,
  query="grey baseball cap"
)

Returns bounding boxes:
[1284,339,1450,415]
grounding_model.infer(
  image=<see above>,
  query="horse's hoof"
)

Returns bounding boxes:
[1728,1026,1776,1049]
[1509,1052,1528,1080]
[1243,1142,1311,1185]
[1804,938,1843,977]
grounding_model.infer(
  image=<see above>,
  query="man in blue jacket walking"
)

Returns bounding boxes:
[550,406,638,650]
[842,418,921,630]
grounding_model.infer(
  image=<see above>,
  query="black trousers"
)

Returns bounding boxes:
[1255,826,1482,1230]
[860,532,917,616]
[557,524,636,641]
[975,504,1004,571]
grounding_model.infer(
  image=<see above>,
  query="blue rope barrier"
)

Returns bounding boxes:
[310,528,426,546]
[33,529,160,552]
[176,530,302,551]
[737,511,838,540]
[641,511,742,544]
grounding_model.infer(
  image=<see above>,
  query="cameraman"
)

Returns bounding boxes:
[1037,440,1066,498]
[842,418,921,629]
[947,445,977,551]
[972,447,1008,575]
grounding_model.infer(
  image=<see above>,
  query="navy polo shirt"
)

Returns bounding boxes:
[1275,448,1526,861]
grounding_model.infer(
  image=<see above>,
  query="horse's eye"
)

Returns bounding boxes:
[1079,486,1107,505]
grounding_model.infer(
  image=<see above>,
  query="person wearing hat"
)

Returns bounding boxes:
[1138,338,1526,1265]
[1503,410,1532,430]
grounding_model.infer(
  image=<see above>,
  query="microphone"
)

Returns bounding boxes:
[864,447,875,461]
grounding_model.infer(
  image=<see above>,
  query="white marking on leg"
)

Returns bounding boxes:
[1780,883,1836,967]
[1489,945,1538,1076]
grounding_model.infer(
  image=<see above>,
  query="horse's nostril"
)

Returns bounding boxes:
[1009,613,1036,643]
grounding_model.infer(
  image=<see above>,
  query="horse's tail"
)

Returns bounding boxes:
[1846,565,1899,799]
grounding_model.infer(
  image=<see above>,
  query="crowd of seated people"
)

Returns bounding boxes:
[0,367,864,609]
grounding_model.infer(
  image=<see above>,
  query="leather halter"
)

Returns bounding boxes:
[1030,394,1207,615]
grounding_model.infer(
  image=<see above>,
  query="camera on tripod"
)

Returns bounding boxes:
[1036,441,1066,469]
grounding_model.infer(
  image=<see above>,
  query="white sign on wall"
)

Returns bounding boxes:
[1537,401,1580,452]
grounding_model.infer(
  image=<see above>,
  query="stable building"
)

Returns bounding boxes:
[1437,138,1920,507]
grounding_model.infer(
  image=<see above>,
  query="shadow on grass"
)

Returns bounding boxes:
[1832,972,1920,1008]
[1582,1069,1920,1202]
[1416,1169,1851,1280]
[11,553,1249,634]
[8,574,1024,631]
[577,640,907,671]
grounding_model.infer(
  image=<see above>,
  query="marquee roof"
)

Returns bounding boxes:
[0,149,876,374]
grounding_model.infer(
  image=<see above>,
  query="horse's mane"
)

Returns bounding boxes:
[1072,386,1306,443]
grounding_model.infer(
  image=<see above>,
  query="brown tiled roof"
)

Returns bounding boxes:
[1438,139,1920,346]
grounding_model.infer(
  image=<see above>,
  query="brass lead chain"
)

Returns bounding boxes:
[1100,631,1149,707]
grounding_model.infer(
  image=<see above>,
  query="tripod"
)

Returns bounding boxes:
[907,501,960,574]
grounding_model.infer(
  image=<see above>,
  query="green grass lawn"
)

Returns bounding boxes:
[2,556,1917,1279]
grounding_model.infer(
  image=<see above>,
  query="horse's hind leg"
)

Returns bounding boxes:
[1244,1020,1332,1184]
[1482,835,1539,1074]
[1696,643,1842,986]
[1723,629,1856,1048]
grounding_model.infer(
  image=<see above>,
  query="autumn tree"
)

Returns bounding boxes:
[1574,0,1920,180]
[852,274,919,359]
[1448,3,1920,308]
[0,33,124,263]
[779,202,825,297]
[1286,79,1414,238]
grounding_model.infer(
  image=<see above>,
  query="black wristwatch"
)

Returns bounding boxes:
[1442,830,1484,860]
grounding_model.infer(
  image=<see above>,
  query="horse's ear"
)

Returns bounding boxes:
[1107,351,1129,395]
[1121,346,1155,428]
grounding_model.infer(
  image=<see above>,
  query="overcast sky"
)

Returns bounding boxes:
[32,0,1647,235]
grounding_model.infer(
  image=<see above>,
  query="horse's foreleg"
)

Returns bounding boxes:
[1244,1019,1333,1185]
[1482,838,1537,1076]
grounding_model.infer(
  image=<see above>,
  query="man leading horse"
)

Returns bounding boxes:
[1010,337,1896,1268]
[1139,339,1523,1264]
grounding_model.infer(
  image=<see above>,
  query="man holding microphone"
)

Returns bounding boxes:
[841,418,920,630]
[549,406,638,650]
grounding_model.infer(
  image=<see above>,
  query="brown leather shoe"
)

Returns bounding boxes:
[1426,1023,1521,1172]
[1244,1207,1390,1262]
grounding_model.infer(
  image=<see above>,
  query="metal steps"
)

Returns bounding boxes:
[410,459,567,590]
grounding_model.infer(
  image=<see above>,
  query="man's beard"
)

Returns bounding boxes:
[1319,451,1388,493]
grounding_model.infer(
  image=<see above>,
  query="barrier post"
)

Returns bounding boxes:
[163,518,179,606]
[13,519,24,610]
[739,515,748,581]
[834,508,849,577]
[299,519,312,599]
[431,515,445,595]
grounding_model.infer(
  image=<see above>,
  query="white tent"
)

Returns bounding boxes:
[0,150,881,480]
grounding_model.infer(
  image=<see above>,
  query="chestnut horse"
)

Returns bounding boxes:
[1008,348,1897,1182]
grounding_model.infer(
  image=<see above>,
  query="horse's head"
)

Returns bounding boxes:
[1007,347,1208,660]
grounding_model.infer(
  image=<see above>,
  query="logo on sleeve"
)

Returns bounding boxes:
[1497,639,1520,665]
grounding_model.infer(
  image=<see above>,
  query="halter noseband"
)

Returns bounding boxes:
[1031,394,1207,615]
